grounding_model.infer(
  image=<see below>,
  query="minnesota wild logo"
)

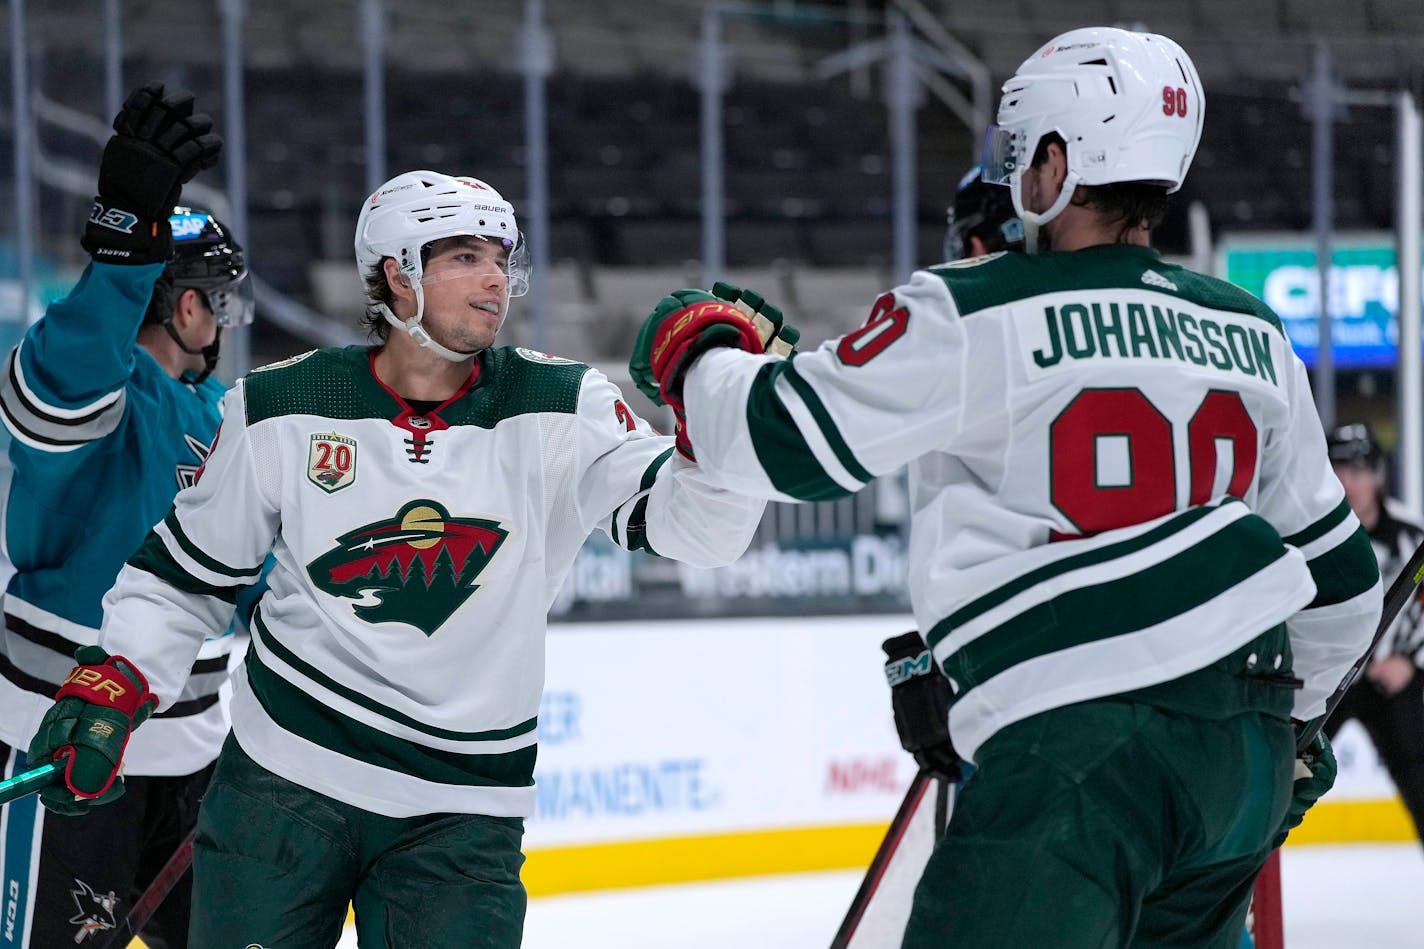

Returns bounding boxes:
[307,500,510,636]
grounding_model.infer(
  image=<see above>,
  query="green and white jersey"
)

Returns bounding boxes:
[684,245,1380,758]
[99,345,764,817]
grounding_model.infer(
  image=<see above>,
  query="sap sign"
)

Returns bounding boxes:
[1218,236,1424,369]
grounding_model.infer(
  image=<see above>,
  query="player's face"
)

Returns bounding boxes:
[176,288,220,375]
[419,237,510,354]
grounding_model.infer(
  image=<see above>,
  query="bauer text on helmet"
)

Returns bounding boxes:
[981,28,1203,237]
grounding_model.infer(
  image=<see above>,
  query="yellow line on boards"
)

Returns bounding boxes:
[126,797,1416,946]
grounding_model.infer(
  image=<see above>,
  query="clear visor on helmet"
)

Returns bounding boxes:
[980,125,1025,186]
[418,233,531,298]
[202,274,255,327]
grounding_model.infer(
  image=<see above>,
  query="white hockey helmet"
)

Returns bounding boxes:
[981,27,1204,246]
[355,170,530,359]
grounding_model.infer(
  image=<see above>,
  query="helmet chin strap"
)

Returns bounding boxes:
[377,283,485,363]
[163,320,221,384]
[1010,171,1080,254]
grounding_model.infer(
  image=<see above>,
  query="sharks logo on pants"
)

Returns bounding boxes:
[67,879,118,942]
[307,499,510,636]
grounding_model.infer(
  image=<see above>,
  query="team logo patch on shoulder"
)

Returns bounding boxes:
[515,347,579,365]
[252,350,317,373]
[308,433,357,493]
[307,500,510,636]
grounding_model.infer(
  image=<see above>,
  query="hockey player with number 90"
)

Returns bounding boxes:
[631,26,1381,947]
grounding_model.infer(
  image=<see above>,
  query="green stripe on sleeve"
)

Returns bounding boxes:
[164,511,266,579]
[746,362,854,502]
[1281,499,1351,548]
[127,530,241,603]
[782,364,873,484]
[1304,525,1380,607]
[252,609,537,743]
[245,646,535,788]
[641,447,674,491]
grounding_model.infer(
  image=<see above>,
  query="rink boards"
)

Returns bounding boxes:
[523,615,1413,896]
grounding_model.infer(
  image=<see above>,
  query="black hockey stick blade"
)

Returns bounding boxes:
[1296,533,1424,754]
[99,825,197,949]
[830,770,949,949]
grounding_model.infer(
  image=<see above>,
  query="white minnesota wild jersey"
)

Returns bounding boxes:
[99,344,764,817]
[684,245,1380,758]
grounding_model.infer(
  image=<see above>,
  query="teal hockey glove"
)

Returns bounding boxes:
[1271,730,1336,848]
[27,646,157,815]
[81,82,224,265]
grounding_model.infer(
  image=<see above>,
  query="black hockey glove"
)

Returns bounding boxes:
[81,82,224,265]
[883,631,962,780]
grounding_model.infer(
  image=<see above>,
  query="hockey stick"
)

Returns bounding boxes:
[0,760,63,807]
[1296,533,1424,754]
[829,770,949,949]
[98,825,198,949]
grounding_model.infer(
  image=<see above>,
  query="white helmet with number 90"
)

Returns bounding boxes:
[355,169,531,360]
[981,27,1204,249]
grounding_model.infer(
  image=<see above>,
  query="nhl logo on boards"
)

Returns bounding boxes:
[308,432,357,494]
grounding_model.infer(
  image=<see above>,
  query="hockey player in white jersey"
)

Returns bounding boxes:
[26,169,775,948]
[631,27,1381,948]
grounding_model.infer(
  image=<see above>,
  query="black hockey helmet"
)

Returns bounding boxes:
[144,208,253,383]
[943,165,1025,261]
[145,207,253,329]
[165,208,253,327]
[1326,422,1383,469]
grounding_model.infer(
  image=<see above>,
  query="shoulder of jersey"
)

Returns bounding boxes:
[477,346,592,418]
[923,251,1039,316]
[243,346,366,424]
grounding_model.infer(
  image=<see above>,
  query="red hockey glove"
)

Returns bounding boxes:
[630,284,800,460]
[27,646,157,815]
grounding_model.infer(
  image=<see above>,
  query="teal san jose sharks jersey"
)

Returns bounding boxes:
[0,261,235,776]
[681,245,1381,760]
[98,344,765,817]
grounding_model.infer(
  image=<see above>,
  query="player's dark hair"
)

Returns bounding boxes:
[360,241,440,342]
[1031,133,1173,241]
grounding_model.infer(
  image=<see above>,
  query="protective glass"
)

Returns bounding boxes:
[418,233,531,298]
[980,125,1023,186]
[203,275,255,327]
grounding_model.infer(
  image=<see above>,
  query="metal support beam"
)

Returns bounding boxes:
[521,0,553,351]
[1397,92,1422,517]
[887,11,917,282]
[699,6,727,285]
[360,0,387,193]
[102,0,123,122]
[9,0,35,324]
[218,0,250,377]
[1307,43,1336,429]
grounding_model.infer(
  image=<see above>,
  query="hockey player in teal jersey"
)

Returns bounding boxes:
[632,27,1381,948]
[26,168,775,948]
[0,84,246,948]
